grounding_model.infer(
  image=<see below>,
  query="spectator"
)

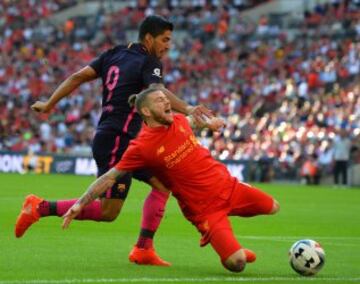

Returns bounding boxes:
[332,128,352,187]
[301,154,321,185]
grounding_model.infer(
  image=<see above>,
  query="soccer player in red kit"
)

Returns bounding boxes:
[62,87,280,273]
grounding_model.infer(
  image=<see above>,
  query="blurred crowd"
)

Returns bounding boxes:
[0,0,359,181]
[0,0,77,24]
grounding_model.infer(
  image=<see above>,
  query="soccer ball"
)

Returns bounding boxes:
[289,239,325,276]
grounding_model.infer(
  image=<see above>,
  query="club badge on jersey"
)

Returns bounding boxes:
[152,68,162,78]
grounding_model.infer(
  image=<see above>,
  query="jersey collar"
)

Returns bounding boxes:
[128,42,149,55]
[143,121,169,132]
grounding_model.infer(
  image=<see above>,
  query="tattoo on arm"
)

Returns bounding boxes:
[75,170,121,207]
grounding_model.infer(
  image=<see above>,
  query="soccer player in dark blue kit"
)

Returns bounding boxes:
[15,15,211,266]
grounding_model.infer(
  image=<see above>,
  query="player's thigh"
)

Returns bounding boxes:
[100,198,125,221]
[99,173,132,221]
[133,169,170,193]
[92,131,130,169]
[228,182,275,217]
[92,132,132,200]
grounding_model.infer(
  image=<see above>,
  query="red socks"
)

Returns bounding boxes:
[36,188,169,241]
[38,199,102,221]
[136,189,169,249]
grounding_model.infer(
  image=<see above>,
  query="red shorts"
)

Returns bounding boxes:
[190,182,274,260]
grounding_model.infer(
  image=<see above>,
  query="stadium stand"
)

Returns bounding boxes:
[0,0,359,182]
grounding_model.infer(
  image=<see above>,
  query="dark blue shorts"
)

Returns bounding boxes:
[92,131,153,199]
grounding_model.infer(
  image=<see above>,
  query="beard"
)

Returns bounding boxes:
[150,110,173,125]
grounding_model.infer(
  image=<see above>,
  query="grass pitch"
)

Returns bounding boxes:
[0,173,359,284]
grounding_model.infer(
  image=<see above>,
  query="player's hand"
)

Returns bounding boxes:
[31,101,52,113]
[206,117,226,132]
[62,203,83,229]
[187,105,213,125]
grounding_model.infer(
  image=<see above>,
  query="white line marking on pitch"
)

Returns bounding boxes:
[236,236,360,247]
[1,277,360,284]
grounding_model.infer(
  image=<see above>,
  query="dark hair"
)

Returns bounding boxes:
[128,87,160,118]
[138,15,173,41]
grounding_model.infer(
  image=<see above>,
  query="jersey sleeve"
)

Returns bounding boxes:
[89,50,108,76]
[142,56,163,87]
[114,139,146,172]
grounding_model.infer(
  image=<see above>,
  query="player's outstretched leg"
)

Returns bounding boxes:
[129,188,171,266]
[208,219,256,272]
[15,195,102,238]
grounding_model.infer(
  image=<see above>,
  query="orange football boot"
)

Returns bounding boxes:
[129,245,171,266]
[244,248,257,263]
[15,194,43,238]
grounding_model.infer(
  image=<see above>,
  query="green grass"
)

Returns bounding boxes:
[0,173,360,284]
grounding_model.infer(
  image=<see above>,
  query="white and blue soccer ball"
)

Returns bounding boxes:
[289,239,325,276]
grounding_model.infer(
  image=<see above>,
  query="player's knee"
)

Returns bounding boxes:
[223,256,246,273]
[101,214,118,222]
[222,250,246,273]
[100,201,123,221]
[101,208,119,221]
[269,199,280,215]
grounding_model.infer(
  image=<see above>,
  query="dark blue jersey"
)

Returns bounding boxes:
[89,43,163,137]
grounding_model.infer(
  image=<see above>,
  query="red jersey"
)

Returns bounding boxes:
[115,114,237,219]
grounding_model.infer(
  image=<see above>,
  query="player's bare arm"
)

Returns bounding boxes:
[31,66,98,113]
[149,83,212,121]
[62,168,127,229]
[186,115,225,132]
